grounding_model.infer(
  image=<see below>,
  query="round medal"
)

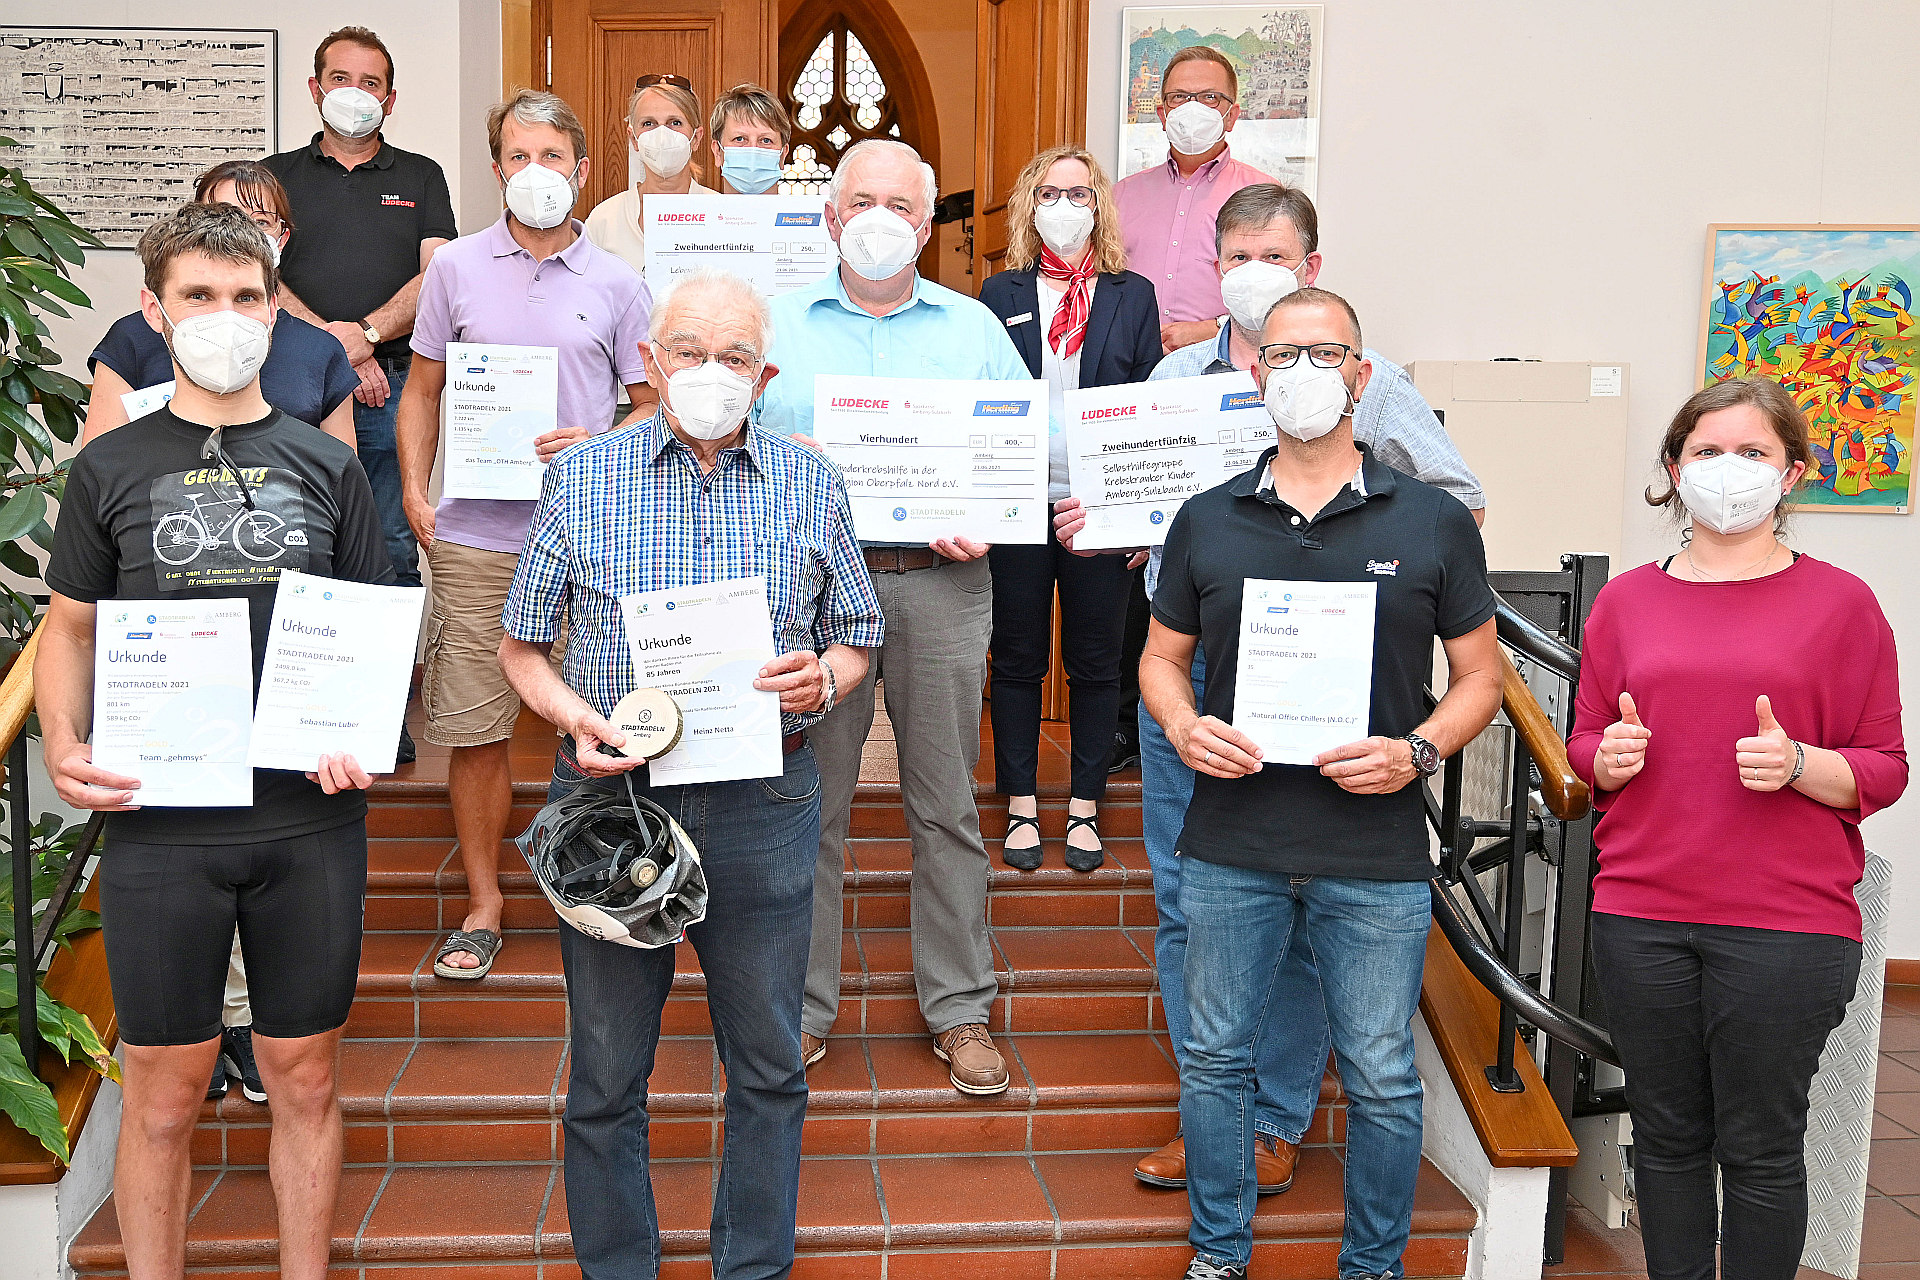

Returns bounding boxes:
[609,687,684,759]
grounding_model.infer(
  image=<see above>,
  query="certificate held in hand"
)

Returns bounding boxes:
[92,598,255,806]
[442,343,559,500]
[1232,579,1378,766]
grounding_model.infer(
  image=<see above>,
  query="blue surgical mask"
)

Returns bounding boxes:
[722,146,782,195]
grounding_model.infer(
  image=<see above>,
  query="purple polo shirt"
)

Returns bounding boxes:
[412,214,652,554]
[1113,145,1275,325]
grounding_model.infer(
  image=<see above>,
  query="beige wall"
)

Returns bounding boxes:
[1090,0,1920,956]
[889,0,976,291]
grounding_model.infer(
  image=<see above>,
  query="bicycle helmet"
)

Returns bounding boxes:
[518,770,707,948]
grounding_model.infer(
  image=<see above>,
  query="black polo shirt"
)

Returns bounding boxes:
[1152,445,1496,881]
[264,134,459,363]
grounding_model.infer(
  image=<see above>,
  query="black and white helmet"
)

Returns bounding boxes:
[517,772,707,948]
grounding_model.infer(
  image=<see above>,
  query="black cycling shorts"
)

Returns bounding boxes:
[99,819,368,1047]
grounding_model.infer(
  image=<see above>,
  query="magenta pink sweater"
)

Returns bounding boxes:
[1567,556,1906,941]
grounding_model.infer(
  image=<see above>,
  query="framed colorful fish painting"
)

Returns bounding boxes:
[1699,225,1920,514]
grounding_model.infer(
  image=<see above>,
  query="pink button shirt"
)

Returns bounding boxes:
[1113,146,1277,324]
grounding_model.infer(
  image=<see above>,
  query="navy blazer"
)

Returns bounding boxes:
[978,266,1165,391]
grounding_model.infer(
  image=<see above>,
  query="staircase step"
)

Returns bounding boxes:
[72,1150,1471,1276]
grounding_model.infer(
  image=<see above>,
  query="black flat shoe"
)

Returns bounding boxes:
[1001,812,1043,871]
[1108,729,1140,773]
[1063,813,1104,873]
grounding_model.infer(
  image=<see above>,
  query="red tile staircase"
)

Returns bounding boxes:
[69,713,1475,1278]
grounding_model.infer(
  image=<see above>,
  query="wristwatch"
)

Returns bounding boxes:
[818,655,838,714]
[355,318,382,345]
[1403,732,1440,778]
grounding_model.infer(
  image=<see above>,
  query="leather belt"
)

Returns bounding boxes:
[783,731,805,755]
[863,547,947,573]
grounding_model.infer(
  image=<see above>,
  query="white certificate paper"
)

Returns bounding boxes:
[121,380,177,420]
[1232,579,1378,766]
[643,194,834,299]
[441,343,559,500]
[1065,371,1275,550]
[249,571,427,774]
[619,576,783,786]
[92,598,254,806]
[810,374,1050,544]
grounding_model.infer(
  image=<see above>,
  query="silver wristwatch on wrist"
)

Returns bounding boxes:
[818,655,838,714]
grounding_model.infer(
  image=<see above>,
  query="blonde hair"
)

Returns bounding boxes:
[628,82,703,138]
[708,84,792,147]
[1003,146,1127,275]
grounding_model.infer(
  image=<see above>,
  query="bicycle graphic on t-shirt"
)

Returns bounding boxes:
[152,488,291,566]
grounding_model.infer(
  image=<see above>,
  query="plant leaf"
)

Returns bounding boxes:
[0,487,48,543]
[32,219,86,266]
[0,541,39,576]
[0,1035,67,1163]
[3,222,45,260]
[0,397,52,462]
[54,1005,117,1083]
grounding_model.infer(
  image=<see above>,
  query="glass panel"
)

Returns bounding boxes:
[792,32,834,132]
[780,142,834,195]
[826,124,851,150]
[888,123,900,137]
[842,29,889,132]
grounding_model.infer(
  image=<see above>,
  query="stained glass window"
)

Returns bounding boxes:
[779,13,913,195]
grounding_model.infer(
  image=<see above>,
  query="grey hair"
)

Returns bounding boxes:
[826,139,937,214]
[1214,182,1319,257]
[649,269,775,356]
[487,88,589,164]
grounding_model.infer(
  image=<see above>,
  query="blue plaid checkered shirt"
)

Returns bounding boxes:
[501,415,885,734]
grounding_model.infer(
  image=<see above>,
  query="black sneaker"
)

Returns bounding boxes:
[221,1025,268,1104]
[1182,1259,1246,1280]
[396,723,418,766]
[1108,729,1141,773]
[206,1058,228,1102]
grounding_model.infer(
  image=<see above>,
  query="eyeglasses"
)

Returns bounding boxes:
[1258,342,1356,371]
[653,343,761,377]
[635,73,693,91]
[1035,185,1095,208]
[1163,90,1232,109]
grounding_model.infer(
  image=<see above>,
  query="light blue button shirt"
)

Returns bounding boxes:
[756,269,1030,438]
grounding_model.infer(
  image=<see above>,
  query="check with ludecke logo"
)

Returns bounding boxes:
[810,374,1050,543]
[643,194,834,299]
[1065,371,1276,550]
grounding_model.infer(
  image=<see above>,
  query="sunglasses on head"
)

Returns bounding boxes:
[635,73,693,91]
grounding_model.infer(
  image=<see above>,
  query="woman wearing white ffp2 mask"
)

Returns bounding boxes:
[976,146,1168,875]
[1568,376,1903,1280]
[585,76,716,283]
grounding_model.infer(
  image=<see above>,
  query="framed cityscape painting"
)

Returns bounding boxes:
[1699,225,1920,514]
[1118,6,1323,196]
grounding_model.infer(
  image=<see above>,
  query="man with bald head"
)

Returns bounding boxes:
[501,268,882,1279]
[758,139,1028,1095]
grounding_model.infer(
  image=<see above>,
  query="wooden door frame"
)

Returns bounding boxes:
[505,0,546,92]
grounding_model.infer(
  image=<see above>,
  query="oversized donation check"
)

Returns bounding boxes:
[810,374,1050,544]
[1064,371,1275,550]
[249,571,428,774]
[441,343,559,500]
[1232,579,1378,766]
[643,194,834,298]
[92,598,254,806]
[619,576,783,786]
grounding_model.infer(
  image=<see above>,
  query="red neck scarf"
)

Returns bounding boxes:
[1040,244,1096,358]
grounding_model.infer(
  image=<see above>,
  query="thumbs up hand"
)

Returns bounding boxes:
[1595,691,1651,789]
[1735,694,1797,792]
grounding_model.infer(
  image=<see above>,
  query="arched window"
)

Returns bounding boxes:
[778,0,939,195]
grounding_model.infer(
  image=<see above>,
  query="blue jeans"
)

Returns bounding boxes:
[1140,650,1331,1143]
[354,357,420,586]
[551,745,820,1280]
[1179,859,1430,1277]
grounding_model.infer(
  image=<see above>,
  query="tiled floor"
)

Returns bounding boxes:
[1550,982,1920,1279]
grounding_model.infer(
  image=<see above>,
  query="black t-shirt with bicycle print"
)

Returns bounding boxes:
[48,405,394,844]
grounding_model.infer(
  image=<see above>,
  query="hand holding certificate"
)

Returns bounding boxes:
[620,576,783,786]
[811,374,1050,544]
[442,343,560,500]
[1065,371,1275,551]
[1232,579,1378,766]
[249,571,428,774]
[92,599,254,806]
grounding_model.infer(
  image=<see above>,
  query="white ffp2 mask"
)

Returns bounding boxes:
[320,86,386,139]
[633,126,692,181]
[837,207,923,281]
[1164,100,1227,156]
[1676,453,1787,535]
[160,305,273,396]
[504,161,579,231]
[1033,200,1095,257]
[1220,261,1301,334]
[1263,360,1352,443]
[661,356,756,441]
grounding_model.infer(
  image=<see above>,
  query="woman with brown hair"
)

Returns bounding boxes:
[82,159,358,449]
[1568,376,1907,1279]
[978,145,1163,871]
[583,73,714,276]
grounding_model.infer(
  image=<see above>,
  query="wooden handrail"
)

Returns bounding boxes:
[1500,649,1589,821]
[0,627,44,758]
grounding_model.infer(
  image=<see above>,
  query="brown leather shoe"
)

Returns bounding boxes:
[1255,1132,1297,1194]
[1133,1134,1187,1188]
[801,1032,826,1069]
[1131,1133,1296,1194]
[932,1024,1010,1095]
